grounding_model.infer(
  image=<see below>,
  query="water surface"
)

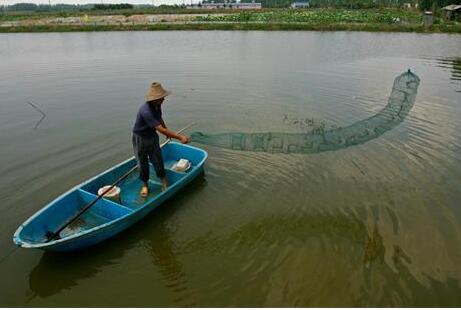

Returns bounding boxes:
[0,31,460,307]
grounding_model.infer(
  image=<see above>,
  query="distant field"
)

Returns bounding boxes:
[195,8,423,24]
[1,8,460,33]
[0,7,253,21]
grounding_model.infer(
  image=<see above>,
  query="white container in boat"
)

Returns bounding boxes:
[98,185,121,203]
[174,159,191,172]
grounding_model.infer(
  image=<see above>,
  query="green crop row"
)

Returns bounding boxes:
[195,8,423,24]
[2,22,460,32]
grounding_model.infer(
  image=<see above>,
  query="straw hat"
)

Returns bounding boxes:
[145,82,171,102]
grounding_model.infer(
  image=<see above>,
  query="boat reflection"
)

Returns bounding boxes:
[28,175,207,301]
[28,243,127,299]
[141,176,207,307]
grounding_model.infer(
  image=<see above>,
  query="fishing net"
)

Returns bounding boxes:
[190,70,420,154]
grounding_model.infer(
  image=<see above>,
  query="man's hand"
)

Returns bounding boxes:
[155,125,191,144]
[179,134,191,144]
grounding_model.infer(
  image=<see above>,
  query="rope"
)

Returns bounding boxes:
[0,246,19,265]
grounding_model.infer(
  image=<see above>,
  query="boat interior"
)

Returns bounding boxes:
[17,143,206,244]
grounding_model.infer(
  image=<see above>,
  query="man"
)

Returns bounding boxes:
[132,82,190,197]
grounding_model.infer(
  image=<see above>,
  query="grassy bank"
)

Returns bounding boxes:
[1,8,460,33]
[1,22,460,33]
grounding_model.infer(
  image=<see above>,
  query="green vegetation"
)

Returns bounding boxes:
[0,6,459,33]
[221,0,454,10]
[92,4,134,10]
[1,3,92,12]
[419,0,455,11]
[0,7,255,22]
[195,8,422,24]
[228,0,416,8]
[1,21,460,33]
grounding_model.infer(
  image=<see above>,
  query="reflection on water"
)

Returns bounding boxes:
[450,58,461,83]
[436,57,461,81]
[431,57,461,92]
[174,206,461,306]
[29,250,121,299]
[143,222,192,306]
[191,70,420,154]
[141,176,208,307]
[27,176,206,305]
[363,226,385,266]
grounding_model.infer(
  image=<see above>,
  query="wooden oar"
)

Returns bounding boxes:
[45,122,196,242]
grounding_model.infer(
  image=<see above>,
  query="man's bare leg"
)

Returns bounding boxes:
[161,176,168,192]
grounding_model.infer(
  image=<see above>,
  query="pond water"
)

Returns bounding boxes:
[0,31,460,307]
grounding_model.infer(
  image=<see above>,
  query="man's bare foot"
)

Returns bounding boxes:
[161,177,168,192]
[140,185,149,197]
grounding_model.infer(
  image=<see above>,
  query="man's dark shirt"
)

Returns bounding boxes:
[132,102,163,138]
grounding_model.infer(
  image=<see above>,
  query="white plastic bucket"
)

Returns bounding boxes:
[172,159,191,172]
[98,185,121,203]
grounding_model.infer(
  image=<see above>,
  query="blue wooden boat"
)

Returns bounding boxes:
[13,142,207,251]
